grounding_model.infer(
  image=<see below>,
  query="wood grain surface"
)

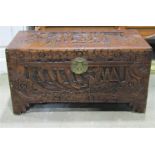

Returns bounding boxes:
[6,29,152,114]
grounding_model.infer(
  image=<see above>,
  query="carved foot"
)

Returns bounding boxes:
[13,102,30,114]
[130,101,146,113]
[11,90,31,114]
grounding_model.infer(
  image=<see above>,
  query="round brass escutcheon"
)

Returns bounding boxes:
[71,57,88,74]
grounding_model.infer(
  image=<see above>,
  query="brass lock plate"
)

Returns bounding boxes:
[71,57,88,74]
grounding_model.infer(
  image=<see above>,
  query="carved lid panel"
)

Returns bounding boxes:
[7,30,152,51]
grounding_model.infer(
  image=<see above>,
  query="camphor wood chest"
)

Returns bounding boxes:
[6,29,152,114]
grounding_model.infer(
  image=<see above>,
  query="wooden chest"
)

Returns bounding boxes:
[6,30,152,114]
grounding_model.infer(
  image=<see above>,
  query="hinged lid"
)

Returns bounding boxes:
[7,30,152,51]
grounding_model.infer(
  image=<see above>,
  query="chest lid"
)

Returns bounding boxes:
[7,30,152,51]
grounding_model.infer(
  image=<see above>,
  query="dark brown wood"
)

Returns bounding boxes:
[6,29,152,114]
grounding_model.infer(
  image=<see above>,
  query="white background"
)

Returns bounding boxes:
[0,0,155,155]
[0,26,26,73]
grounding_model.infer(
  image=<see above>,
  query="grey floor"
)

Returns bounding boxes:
[0,73,155,128]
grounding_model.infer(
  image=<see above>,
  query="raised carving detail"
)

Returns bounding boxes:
[8,49,151,108]
[23,63,128,91]
[6,30,152,114]
[22,31,125,46]
[13,50,151,64]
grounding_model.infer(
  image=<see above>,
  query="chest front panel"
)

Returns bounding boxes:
[7,49,151,104]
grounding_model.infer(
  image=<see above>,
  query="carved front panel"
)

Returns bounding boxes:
[7,49,151,104]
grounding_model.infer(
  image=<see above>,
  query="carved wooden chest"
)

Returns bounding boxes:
[6,30,152,114]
